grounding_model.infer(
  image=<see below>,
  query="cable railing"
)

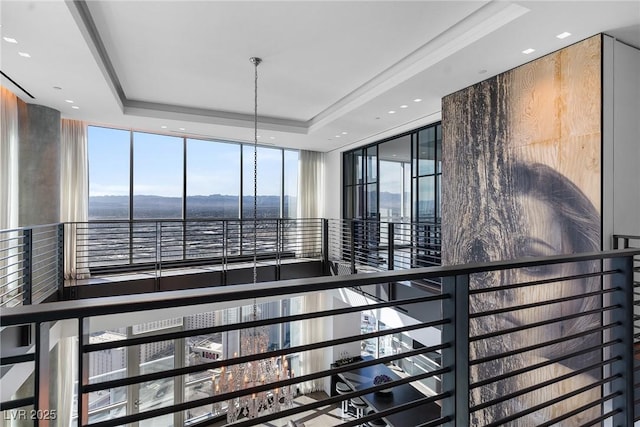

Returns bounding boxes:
[1,249,637,426]
[0,223,63,307]
[66,218,325,277]
[612,233,640,422]
[326,219,441,275]
[1,218,440,307]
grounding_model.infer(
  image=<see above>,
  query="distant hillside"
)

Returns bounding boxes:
[89,194,294,219]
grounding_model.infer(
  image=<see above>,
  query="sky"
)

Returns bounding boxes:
[88,126,296,198]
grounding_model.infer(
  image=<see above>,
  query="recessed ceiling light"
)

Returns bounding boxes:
[3,37,17,44]
[18,52,31,58]
[179,127,185,131]
[269,136,275,140]
[556,32,571,39]
[65,99,74,103]
[413,98,422,103]
[335,135,341,138]
[161,125,167,129]
[388,110,396,114]
[71,105,79,109]
[341,131,348,135]
[522,48,535,55]
[400,105,408,109]
[392,154,397,157]
[257,135,261,138]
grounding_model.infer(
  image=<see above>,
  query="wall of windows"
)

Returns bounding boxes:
[343,122,442,223]
[88,126,299,220]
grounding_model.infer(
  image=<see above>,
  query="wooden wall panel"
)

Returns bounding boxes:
[442,35,602,425]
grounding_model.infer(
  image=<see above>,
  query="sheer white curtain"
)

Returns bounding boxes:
[1,86,19,229]
[297,150,324,219]
[297,150,324,256]
[298,292,327,394]
[1,86,20,306]
[60,119,89,279]
[59,120,88,426]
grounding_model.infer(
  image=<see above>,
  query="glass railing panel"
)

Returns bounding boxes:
[87,386,127,424]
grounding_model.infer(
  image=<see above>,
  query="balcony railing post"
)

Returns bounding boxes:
[276,219,281,281]
[182,219,187,262]
[441,273,470,427]
[57,223,65,299]
[77,317,90,426]
[34,321,51,427]
[156,221,161,291]
[388,222,395,271]
[223,220,228,285]
[322,219,329,275]
[128,221,134,266]
[350,220,356,274]
[609,254,635,426]
[174,334,186,427]
[23,228,32,305]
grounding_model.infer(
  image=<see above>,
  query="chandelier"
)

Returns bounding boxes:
[212,57,295,424]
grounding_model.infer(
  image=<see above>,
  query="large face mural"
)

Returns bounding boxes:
[442,35,602,425]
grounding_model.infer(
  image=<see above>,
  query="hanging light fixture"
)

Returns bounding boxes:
[213,57,294,424]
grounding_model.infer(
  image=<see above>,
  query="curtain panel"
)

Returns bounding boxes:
[60,119,89,279]
[298,292,328,394]
[297,150,324,218]
[1,86,20,306]
[297,150,324,256]
[1,86,19,229]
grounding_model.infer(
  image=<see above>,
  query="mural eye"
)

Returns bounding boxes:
[516,237,562,277]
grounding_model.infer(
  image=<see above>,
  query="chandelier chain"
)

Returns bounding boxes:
[213,57,293,424]
[253,58,259,286]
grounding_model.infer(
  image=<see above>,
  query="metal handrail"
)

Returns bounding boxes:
[1,248,638,426]
[613,234,640,422]
[68,218,325,277]
[0,223,62,307]
[3,249,636,326]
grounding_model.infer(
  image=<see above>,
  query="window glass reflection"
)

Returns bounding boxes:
[418,127,436,176]
[366,146,377,183]
[378,135,411,222]
[88,126,130,220]
[186,139,240,218]
[418,176,435,221]
[242,145,282,218]
[133,132,183,219]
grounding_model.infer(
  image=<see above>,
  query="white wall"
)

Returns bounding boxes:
[603,35,640,249]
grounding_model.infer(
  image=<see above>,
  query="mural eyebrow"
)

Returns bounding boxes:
[520,236,559,254]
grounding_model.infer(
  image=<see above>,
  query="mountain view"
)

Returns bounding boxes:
[89,195,294,220]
